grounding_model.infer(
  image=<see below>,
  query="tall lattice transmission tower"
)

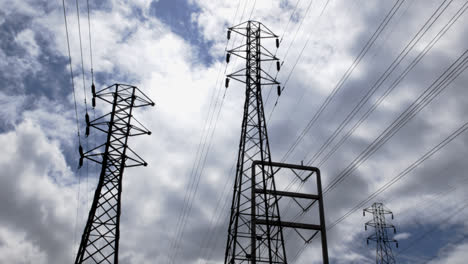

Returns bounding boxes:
[364,202,398,264]
[75,83,154,264]
[223,20,284,264]
[224,20,328,264]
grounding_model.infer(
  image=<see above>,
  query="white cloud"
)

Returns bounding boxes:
[0,227,47,264]
[394,232,411,240]
[15,28,40,57]
[428,242,468,264]
[0,92,26,127]
[0,117,81,263]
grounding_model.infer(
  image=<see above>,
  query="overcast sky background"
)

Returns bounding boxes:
[0,0,467,263]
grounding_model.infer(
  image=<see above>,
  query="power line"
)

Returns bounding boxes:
[279,0,331,87]
[263,2,466,260]
[61,0,82,257]
[61,0,81,146]
[74,0,89,113]
[168,24,236,264]
[307,0,465,169]
[168,58,226,262]
[85,0,96,213]
[316,0,467,168]
[86,0,94,84]
[396,200,468,259]
[291,120,468,262]
[323,48,468,195]
[284,46,468,261]
[168,2,249,261]
[280,0,303,44]
[263,0,311,106]
[168,40,240,264]
[278,0,406,163]
[171,2,260,259]
[421,235,468,264]
[248,0,257,20]
[266,0,331,123]
[74,0,92,233]
[265,0,406,215]
[328,121,468,231]
[197,160,236,263]
[280,0,318,64]
[170,89,229,263]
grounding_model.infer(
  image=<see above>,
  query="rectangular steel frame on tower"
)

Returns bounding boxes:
[251,161,329,264]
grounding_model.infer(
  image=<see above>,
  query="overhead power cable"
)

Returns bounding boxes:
[170,89,229,263]
[284,45,468,261]
[197,159,236,263]
[280,0,460,193]
[267,2,466,259]
[265,0,406,211]
[85,0,96,209]
[291,120,468,262]
[248,0,257,20]
[62,0,82,256]
[266,0,331,121]
[278,0,406,162]
[396,200,468,258]
[168,1,247,262]
[328,121,468,230]
[323,48,468,195]
[305,0,465,169]
[280,0,303,44]
[74,0,92,226]
[74,0,89,113]
[421,235,468,263]
[263,0,312,106]
[168,52,227,263]
[62,0,81,146]
[280,0,318,64]
[86,0,94,84]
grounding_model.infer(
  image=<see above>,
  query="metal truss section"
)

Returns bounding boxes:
[75,84,154,264]
[224,20,284,264]
[364,203,398,264]
[251,161,329,264]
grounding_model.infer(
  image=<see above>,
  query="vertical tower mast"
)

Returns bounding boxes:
[75,84,154,264]
[364,202,398,264]
[224,20,286,264]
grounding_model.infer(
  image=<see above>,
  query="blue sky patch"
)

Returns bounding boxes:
[149,0,215,65]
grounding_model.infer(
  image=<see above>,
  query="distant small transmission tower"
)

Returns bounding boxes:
[75,84,154,264]
[363,202,398,264]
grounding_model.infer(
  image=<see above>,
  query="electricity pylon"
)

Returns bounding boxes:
[75,83,154,264]
[364,202,398,264]
[223,20,286,264]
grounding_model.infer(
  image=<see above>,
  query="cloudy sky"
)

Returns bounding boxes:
[1,0,468,263]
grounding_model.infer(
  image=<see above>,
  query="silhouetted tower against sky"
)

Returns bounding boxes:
[223,20,286,264]
[75,84,154,264]
[364,202,398,264]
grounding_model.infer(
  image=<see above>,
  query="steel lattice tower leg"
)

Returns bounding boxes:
[224,20,286,264]
[75,84,154,264]
[364,203,398,264]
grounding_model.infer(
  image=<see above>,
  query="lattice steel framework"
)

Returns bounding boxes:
[364,202,398,264]
[224,20,285,264]
[75,84,154,264]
